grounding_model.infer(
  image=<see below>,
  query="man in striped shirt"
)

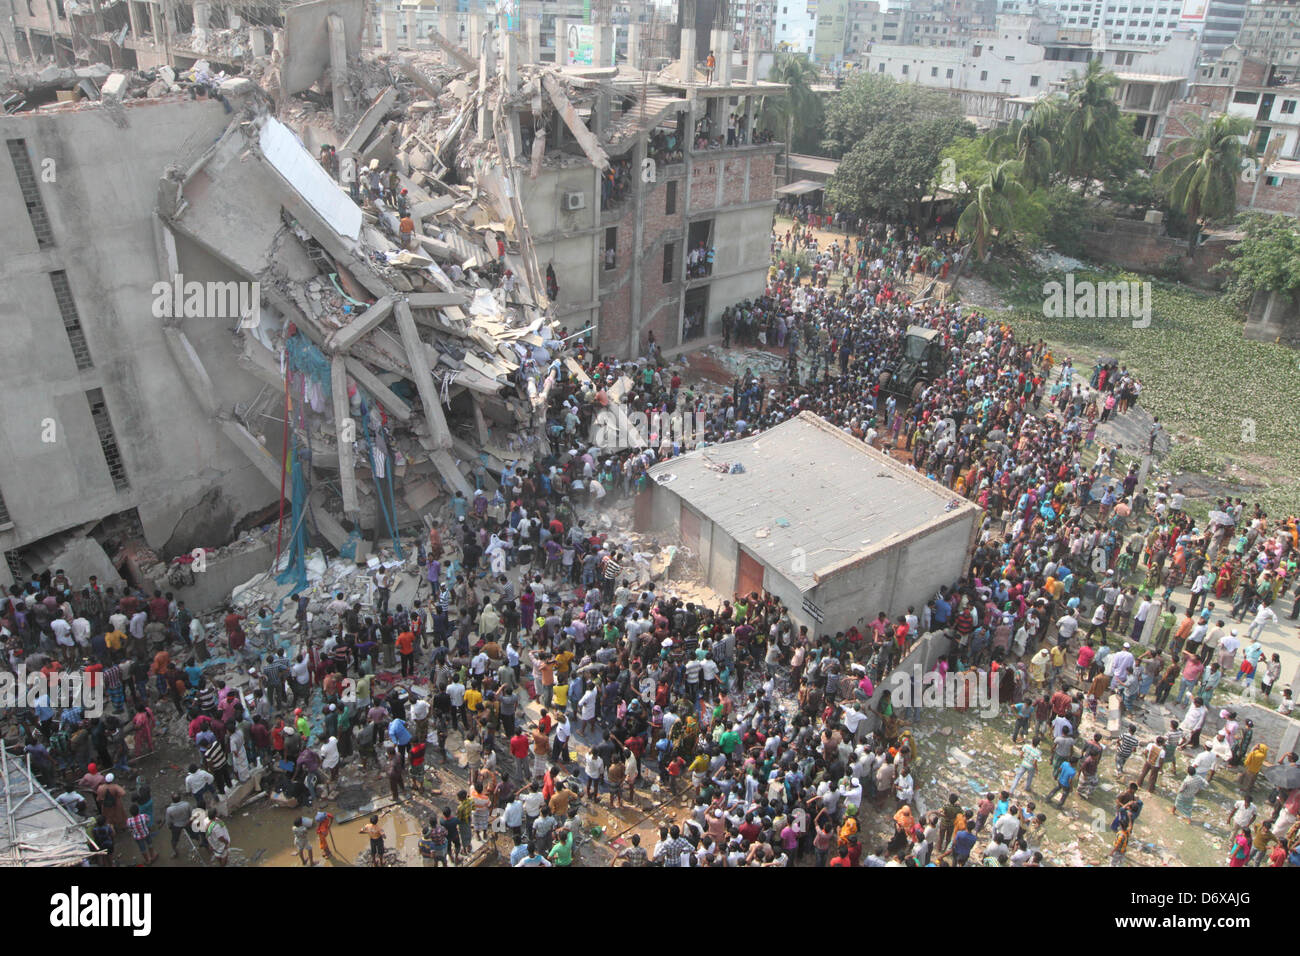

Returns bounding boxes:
[1115,723,1141,775]
[601,553,622,602]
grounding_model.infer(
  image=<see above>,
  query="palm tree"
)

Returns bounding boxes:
[761,53,822,184]
[1158,112,1251,254]
[957,160,1027,261]
[1060,60,1121,192]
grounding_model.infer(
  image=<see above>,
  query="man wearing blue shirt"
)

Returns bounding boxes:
[1047,758,1077,808]
[949,822,977,866]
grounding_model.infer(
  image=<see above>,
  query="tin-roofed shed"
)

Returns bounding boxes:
[642,412,982,636]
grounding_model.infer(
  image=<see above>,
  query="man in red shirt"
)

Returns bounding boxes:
[509,731,531,782]
[396,629,416,677]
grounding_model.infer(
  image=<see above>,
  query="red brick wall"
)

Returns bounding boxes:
[1240,57,1270,86]
[1241,174,1300,215]
[690,159,720,210]
[749,153,776,202]
[722,157,746,205]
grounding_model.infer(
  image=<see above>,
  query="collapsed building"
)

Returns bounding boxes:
[0,0,786,594]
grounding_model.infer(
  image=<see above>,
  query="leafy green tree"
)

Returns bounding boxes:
[759,53,824,176]
[821,72,965,159]
[957,160,1027,260]
[987,100,1061,189]
[1059,61,1122,192]
[826,115,975,222]
[1158,112,1251,253]
[1215,213,1300,309]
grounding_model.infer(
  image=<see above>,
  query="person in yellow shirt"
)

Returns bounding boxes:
[105,629,127,658]
[551,680,569,711]
[1240,743,1268,796]
[553,648,574,680]
[464,686,483,735]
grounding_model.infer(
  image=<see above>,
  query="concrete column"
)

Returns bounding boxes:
[716,29,732,85]
[191,0,208,29]
[746,29,760,84]
[249,26,265,57]
[380,7,398,54]
[328,13,349,123]
[477,20,496,141]
[526,18,540,64]
[594,23,613,67]
[468,13,481,60]
[556,18,568,65]
[440,10,455,45]
[627,21,640,71]
[126,1,143,44]
[680,27,696,84]
[499,11,517,92]
[404,8,417,47]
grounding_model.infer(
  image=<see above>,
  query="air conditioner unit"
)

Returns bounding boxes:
[563,190,586,211]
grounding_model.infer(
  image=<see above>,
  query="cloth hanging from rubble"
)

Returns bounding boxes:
[359,395,403,560]
[275,447,311,595]
[284,332,332,403]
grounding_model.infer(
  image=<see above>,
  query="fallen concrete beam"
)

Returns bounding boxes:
[326,294,394,352]
[331,354,360,517]
[341,85,398,154]
[344,356,412,421]
[426,27,477,72]
[327,14,350,126]
[162,328,221,418]
[406,292,469,308]
[430,448,474,498]
[395,56,444,101]
[394,299,453,449]
[541,73,610,171]
[219,418,349,550]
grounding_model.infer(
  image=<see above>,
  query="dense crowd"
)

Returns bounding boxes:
[6,210,1300,868]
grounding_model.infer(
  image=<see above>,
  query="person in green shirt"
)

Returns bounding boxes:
[1152,604,1176,653]
[718,728,740,758]
[547,826,574,866]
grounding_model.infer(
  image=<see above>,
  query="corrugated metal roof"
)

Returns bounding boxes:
[648,412,979,592]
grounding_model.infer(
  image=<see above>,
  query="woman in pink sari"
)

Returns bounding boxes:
[132,704,155,758]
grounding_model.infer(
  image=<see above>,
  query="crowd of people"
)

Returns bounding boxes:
[6,204,1300,869]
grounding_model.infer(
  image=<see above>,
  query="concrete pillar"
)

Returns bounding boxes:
[680,26,696,84]
[556,18,568,65]
[126,1,143,45]
[404,8,417,47]
[746,29,760,84]
[595,23,613,67]
[499,11,517,92]
[328,13,349,123]
[477,20,496,141]
[468,13,481,60]
[249,26,265,57]
[191,0,208,29]
[440,11,455,45]
[628,21,640,71]
[715,29,732,85]
[380,7,398,54]
[526,18,540,64]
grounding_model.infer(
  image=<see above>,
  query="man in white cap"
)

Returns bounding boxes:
[1110,642,1136,683]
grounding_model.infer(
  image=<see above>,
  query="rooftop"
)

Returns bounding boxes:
[647,412,979,591]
